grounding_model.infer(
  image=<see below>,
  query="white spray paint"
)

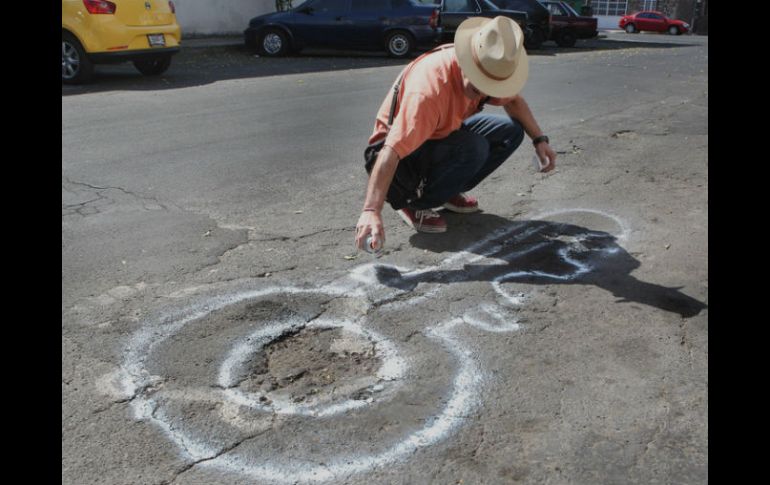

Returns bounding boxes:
[462,303,522,333]
[202,318,483,483]
[116,208,629,483]
[531,207,631,243]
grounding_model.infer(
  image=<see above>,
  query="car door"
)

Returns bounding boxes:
[545,2,568,29]
[349,0,392,49]
[291,0,353,48]
[637,12,659,31]
[646,12,668,32]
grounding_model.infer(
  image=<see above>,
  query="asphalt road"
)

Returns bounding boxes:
[62,32,708,485]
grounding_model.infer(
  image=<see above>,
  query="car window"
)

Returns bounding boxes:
[479,0,500,11]
[314,0,350,11]
[494,0,532,13]
[352,0,391,10]
[444,0,478,13]
[561,2,579,16]
[649,13,663,20]
[547,3,565,15]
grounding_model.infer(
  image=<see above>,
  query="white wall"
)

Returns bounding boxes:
[596,16,623,30]
[174,0,275,35]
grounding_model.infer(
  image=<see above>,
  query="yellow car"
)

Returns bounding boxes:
[62,0,182,84]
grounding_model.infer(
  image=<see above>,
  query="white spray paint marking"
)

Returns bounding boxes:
[202,318,482,483]
[95,368,137,401]
[126,311,484,483]
[462,304,522,333]
[117,208,630,483]
[531,207,631,243]
[217,317,308,389]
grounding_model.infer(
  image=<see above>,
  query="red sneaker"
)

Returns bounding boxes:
[442,193,479,213]
[397,208,447,233]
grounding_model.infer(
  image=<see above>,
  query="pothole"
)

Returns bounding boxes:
[237,326,381,404]
[218,315,406,417]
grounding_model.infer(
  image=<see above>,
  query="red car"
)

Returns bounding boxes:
[619,11,690,35]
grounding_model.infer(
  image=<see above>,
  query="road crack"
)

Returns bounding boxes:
[161,414,278,485]
[63,177,177,213]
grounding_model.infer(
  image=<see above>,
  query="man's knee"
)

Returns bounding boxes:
[499,119,525,153]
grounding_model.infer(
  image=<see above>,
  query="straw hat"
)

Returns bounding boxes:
[454,16,529,98]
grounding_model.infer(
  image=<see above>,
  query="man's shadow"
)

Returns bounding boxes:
[374,213,706,319]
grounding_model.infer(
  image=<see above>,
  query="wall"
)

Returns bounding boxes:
[174,0,276,35]
[597,16,623,29]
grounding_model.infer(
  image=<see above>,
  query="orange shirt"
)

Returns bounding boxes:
[368,45,514,160]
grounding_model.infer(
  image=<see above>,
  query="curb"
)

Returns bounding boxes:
[182,36,243,49]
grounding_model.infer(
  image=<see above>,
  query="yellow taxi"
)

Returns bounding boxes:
[62,0,182,83]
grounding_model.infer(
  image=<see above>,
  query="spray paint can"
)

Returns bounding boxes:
[533,154,550,172]
[363,235,384,256]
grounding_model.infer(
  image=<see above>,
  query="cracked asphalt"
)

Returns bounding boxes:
[62,33,708,484]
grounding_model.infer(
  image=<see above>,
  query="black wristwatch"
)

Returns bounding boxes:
[532,135,549,146]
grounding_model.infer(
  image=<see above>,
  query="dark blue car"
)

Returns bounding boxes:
[244,0,442,58]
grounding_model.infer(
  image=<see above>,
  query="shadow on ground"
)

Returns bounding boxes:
[61,37,696,96]
[373,212,706,319]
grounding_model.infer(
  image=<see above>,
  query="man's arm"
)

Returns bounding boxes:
[503,95,558,172]
[355,91,440,251]
[355,145,400,251]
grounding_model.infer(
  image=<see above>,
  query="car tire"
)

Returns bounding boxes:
[524,27,545,50]
[624,24,638,34]
[259,28,290,57]
[555,30,577,48]
[133,55,172,76]
[668,25,680,35]
[385,31,414,58]
[62,32,93,84]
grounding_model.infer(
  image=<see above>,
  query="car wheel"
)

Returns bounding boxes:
[386,31,414,58]
[524,27,545,50]
[625,24,638,34]
[259,28,289,57]
[62,32,93,84]
[555,30,577,48]
[668,25,680,35]
[133,55,172,76]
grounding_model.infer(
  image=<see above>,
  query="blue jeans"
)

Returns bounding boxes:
[403,113,525,210]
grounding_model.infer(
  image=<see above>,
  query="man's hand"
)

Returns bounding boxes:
[355,210,385,252]
[536,142,558,172]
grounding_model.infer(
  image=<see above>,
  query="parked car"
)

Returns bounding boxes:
[489,0,551,49]
[619,11,690,35]
[62,0,182,84]
[244,0,441,58]
[541,1,597,47]
[438,0,532,47]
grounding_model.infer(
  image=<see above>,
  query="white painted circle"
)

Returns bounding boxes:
[122,287,484,483]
